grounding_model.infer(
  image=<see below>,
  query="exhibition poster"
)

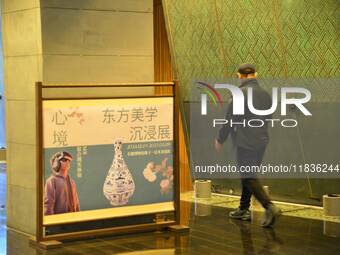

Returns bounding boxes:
[42,97,174,224]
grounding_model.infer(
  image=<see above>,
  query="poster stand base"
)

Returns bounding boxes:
[168,225,190,233]
[28,225,189,250]
[29,237,62,250]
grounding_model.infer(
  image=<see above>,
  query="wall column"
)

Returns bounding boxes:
[3,0,154,236]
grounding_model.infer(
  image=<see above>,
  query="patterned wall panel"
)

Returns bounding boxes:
[163,0,339,101]
[163,0,340,205]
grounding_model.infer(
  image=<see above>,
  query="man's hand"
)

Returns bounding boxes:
[215,139,222,153]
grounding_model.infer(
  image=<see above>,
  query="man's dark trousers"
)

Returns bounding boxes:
[237,146,271,210]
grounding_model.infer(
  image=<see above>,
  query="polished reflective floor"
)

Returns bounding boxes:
[1,200,340,255]
[1,161,340,255]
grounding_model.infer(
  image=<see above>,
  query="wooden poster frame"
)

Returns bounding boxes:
[33,81,186,246]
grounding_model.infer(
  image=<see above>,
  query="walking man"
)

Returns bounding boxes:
[215,63,281,227]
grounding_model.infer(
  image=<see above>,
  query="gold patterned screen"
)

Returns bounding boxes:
[162,0,339,101]
[162,0,340,204]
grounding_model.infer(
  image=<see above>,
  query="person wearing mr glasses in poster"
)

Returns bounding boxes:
[44,151,80,215]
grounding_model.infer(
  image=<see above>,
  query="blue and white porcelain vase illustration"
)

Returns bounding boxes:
[103,139,135,206]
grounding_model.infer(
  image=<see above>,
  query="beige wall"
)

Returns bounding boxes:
[3,0,154,235]
[40,0,154,84]
[2,0,42,235]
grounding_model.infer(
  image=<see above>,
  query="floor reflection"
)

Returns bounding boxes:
[194,200,211,217]
[116,249,175,255]
[323,220,340,238]
[229,219,283,255]
[1,200,340,254]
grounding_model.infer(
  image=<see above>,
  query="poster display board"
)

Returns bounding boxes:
[35,82,179,241]
[43,97,174,224]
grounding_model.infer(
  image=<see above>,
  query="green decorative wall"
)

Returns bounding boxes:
[163,0,340,205]
[163,0,339,101]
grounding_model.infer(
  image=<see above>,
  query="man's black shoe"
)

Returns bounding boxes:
[229,208,251,221]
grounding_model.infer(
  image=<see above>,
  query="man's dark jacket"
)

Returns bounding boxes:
[216,78,272,150]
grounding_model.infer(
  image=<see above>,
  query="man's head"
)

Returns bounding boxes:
[237,63,257,79]
[50,151,73,173]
